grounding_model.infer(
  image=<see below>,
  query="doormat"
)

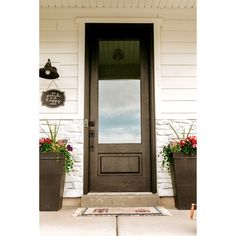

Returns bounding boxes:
[73,207,171,217]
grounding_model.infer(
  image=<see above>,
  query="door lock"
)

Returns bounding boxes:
[89,121,95,127]
[89,130,95,137]
[89,130,95,151]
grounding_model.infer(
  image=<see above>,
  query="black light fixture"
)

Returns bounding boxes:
[39,59,59,79]
[112,48,124,61]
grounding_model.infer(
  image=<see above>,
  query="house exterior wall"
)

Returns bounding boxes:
[39,8,196,197]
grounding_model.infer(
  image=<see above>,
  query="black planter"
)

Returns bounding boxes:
[170,153,196,210]
[40,152,65,211]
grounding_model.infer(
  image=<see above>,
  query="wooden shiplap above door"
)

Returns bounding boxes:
[40,0,196,9]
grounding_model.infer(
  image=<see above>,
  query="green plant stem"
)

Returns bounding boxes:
[169,123,181,141]
[186,121,194,138]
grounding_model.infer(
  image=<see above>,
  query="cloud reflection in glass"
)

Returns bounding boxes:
[98,80,141,143]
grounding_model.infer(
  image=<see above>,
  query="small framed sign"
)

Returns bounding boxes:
[41,89,65,108]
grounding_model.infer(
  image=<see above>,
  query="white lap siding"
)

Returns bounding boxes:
[158,15,196,196]
[39,19,79,116]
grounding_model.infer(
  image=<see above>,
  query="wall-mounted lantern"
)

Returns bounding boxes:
[40,59,65,108]
[39,59,59,79]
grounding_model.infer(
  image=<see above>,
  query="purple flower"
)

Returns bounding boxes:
[67,144,73,152]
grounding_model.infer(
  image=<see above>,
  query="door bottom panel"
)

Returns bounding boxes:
[99,153,142,175]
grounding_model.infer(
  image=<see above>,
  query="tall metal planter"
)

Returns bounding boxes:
[40,152,65,211]
[170,153,196,210]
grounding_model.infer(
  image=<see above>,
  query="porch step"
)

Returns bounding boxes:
[81,192,160,207]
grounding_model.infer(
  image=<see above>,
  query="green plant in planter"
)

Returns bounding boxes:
[159,122,197,173]
[39,121,74,173]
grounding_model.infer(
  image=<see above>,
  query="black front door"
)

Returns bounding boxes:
[86,24,154,192]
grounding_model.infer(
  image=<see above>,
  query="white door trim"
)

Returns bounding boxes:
[75,17,163,121]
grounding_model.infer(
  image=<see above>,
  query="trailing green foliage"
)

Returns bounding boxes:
[160,143,181,172]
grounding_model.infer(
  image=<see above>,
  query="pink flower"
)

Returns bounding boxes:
[187,136,197,145]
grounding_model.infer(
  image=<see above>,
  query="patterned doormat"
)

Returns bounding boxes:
[73,207,171,217]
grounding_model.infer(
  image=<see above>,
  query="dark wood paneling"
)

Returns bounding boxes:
[99,154,141,174]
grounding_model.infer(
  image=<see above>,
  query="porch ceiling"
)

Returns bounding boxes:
[40,0,196,9]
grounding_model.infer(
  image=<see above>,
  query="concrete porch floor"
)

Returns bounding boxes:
[40,206,196,236]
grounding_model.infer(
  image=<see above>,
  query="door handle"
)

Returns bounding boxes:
[89,121,95,127]
[89,130,95,152]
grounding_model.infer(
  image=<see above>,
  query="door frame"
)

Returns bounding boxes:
[75,18,163,194]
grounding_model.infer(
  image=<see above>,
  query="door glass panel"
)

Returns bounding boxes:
[98,40,141,143]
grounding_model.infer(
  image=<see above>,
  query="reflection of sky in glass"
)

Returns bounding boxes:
[99,80,141,143]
